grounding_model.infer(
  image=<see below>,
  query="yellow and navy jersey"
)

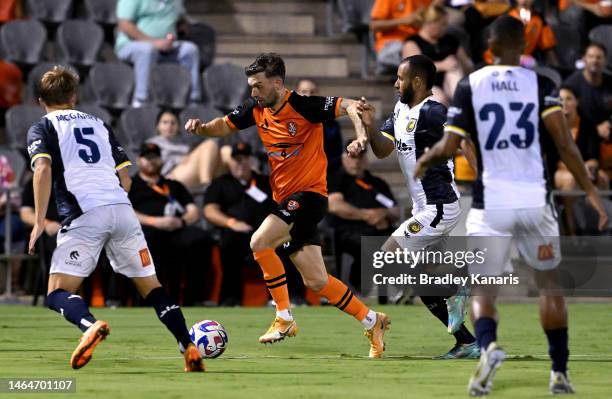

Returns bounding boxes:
[445,66,562,210]
[225,90,342,203]
[27,110,132,225]
[380,97,459,213]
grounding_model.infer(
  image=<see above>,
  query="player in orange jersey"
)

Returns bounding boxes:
[185,53,389,358]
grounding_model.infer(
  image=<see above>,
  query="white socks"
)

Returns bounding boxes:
[361,310,377,330]
[277,308,293,321]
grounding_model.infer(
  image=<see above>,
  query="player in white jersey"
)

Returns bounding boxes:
[27,66,204,372]
[414,16,607,396]
[348,55,479,360]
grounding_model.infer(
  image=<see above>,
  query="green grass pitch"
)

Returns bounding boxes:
[0,303,611,398]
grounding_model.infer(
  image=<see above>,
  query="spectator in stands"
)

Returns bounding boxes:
[146,109,222,189]
[328,142,400,294]
[402,5,473,104]
[204,142,278,305]
[564,0,612,34]
[0,60,22,127]
[370,0,443,73]
[564,43,612,175]
[463,0,510,65]
[555,86,609,234]
[129,143,212,305]
[115,0,201,107]
[295,79,344,173]
[479,0,558,66]
[0,0,22,23]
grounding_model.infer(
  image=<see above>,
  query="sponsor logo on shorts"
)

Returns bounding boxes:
[287,121,298,136]
[139,248,152,267]
[65,250,81,267]
[406,118,417,132]
[537,243,554,261]
[287,200,300,211]
[406,220,423,236]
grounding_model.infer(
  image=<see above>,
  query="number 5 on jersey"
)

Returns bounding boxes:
[73,127,100,164]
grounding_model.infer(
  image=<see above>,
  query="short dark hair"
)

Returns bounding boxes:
[401,55,437,90]
[489,15,525,52]
[155,108,178,125]
[245,53,286,81]
[38,65,79,106]
[584,41,607,56]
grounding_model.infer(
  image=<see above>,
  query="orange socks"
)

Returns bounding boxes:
[317,275,369,321]
[253,248,290,311]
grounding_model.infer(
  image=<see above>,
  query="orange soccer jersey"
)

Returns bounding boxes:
[224,91,342,203]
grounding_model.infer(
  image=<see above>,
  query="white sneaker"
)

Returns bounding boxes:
[468,342,506,396]
[549,370,575,395]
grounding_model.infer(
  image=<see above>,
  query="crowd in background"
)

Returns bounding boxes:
[0,0,611,305]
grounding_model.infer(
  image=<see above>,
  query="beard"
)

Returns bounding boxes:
[399,86,414,104]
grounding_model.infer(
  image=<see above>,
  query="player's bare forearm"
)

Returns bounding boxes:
[368,126,395,159]
[185,117,236,138]
[416,132,462,174]
[118,168,132,192]
[545,111,596,193]
[460,137,478,174]
[32,158,52,226]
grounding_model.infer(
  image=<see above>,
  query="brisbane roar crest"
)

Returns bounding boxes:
[287,121,298,136]
[287,200,300,211]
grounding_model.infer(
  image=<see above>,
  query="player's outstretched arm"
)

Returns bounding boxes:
[414,132,462,179]
[544,110,608,230]
[29,157,52,254]
[185,117,236,138]
[340,98,370,153]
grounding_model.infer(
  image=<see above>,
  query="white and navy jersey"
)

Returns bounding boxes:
[27,109,132,225]
[445,66,561,210]
[380,97,459,213]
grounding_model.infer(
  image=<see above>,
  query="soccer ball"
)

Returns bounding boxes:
[189,320,229,359]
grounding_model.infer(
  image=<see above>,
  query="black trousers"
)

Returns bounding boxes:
[142,225,213,305]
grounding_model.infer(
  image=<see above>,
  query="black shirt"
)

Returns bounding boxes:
[328,169,396,231]
[21,177,61,222]
[406,34,459,87]
[204,171,275,229]
[564,70,612,124]
[129,174,194,217]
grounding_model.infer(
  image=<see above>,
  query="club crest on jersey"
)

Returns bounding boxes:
[287,121,298,136]
[406,118,417,132]
[406,220,423,235]
[287,200,300,211]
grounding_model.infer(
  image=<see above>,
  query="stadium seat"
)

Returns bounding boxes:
[551,24,582,70]
[589,25,612,67]
[534,66,562,88]
[151,64,191,110]
[76,103,113,126]
[26,62,78,103]
[56,20,104,72]
[179,103,223,146]
[83,0,118,26]
[119,105,160,151]
[88,62,134,111]
[4,104,45,152]
[202,63,249,113]
[0,20,47,68]
[183,22,216,71]
[0,145,27,186]
[26,0,73,25]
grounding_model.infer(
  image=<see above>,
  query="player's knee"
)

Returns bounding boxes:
[250,232,269,253]
[303,274,327,291]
